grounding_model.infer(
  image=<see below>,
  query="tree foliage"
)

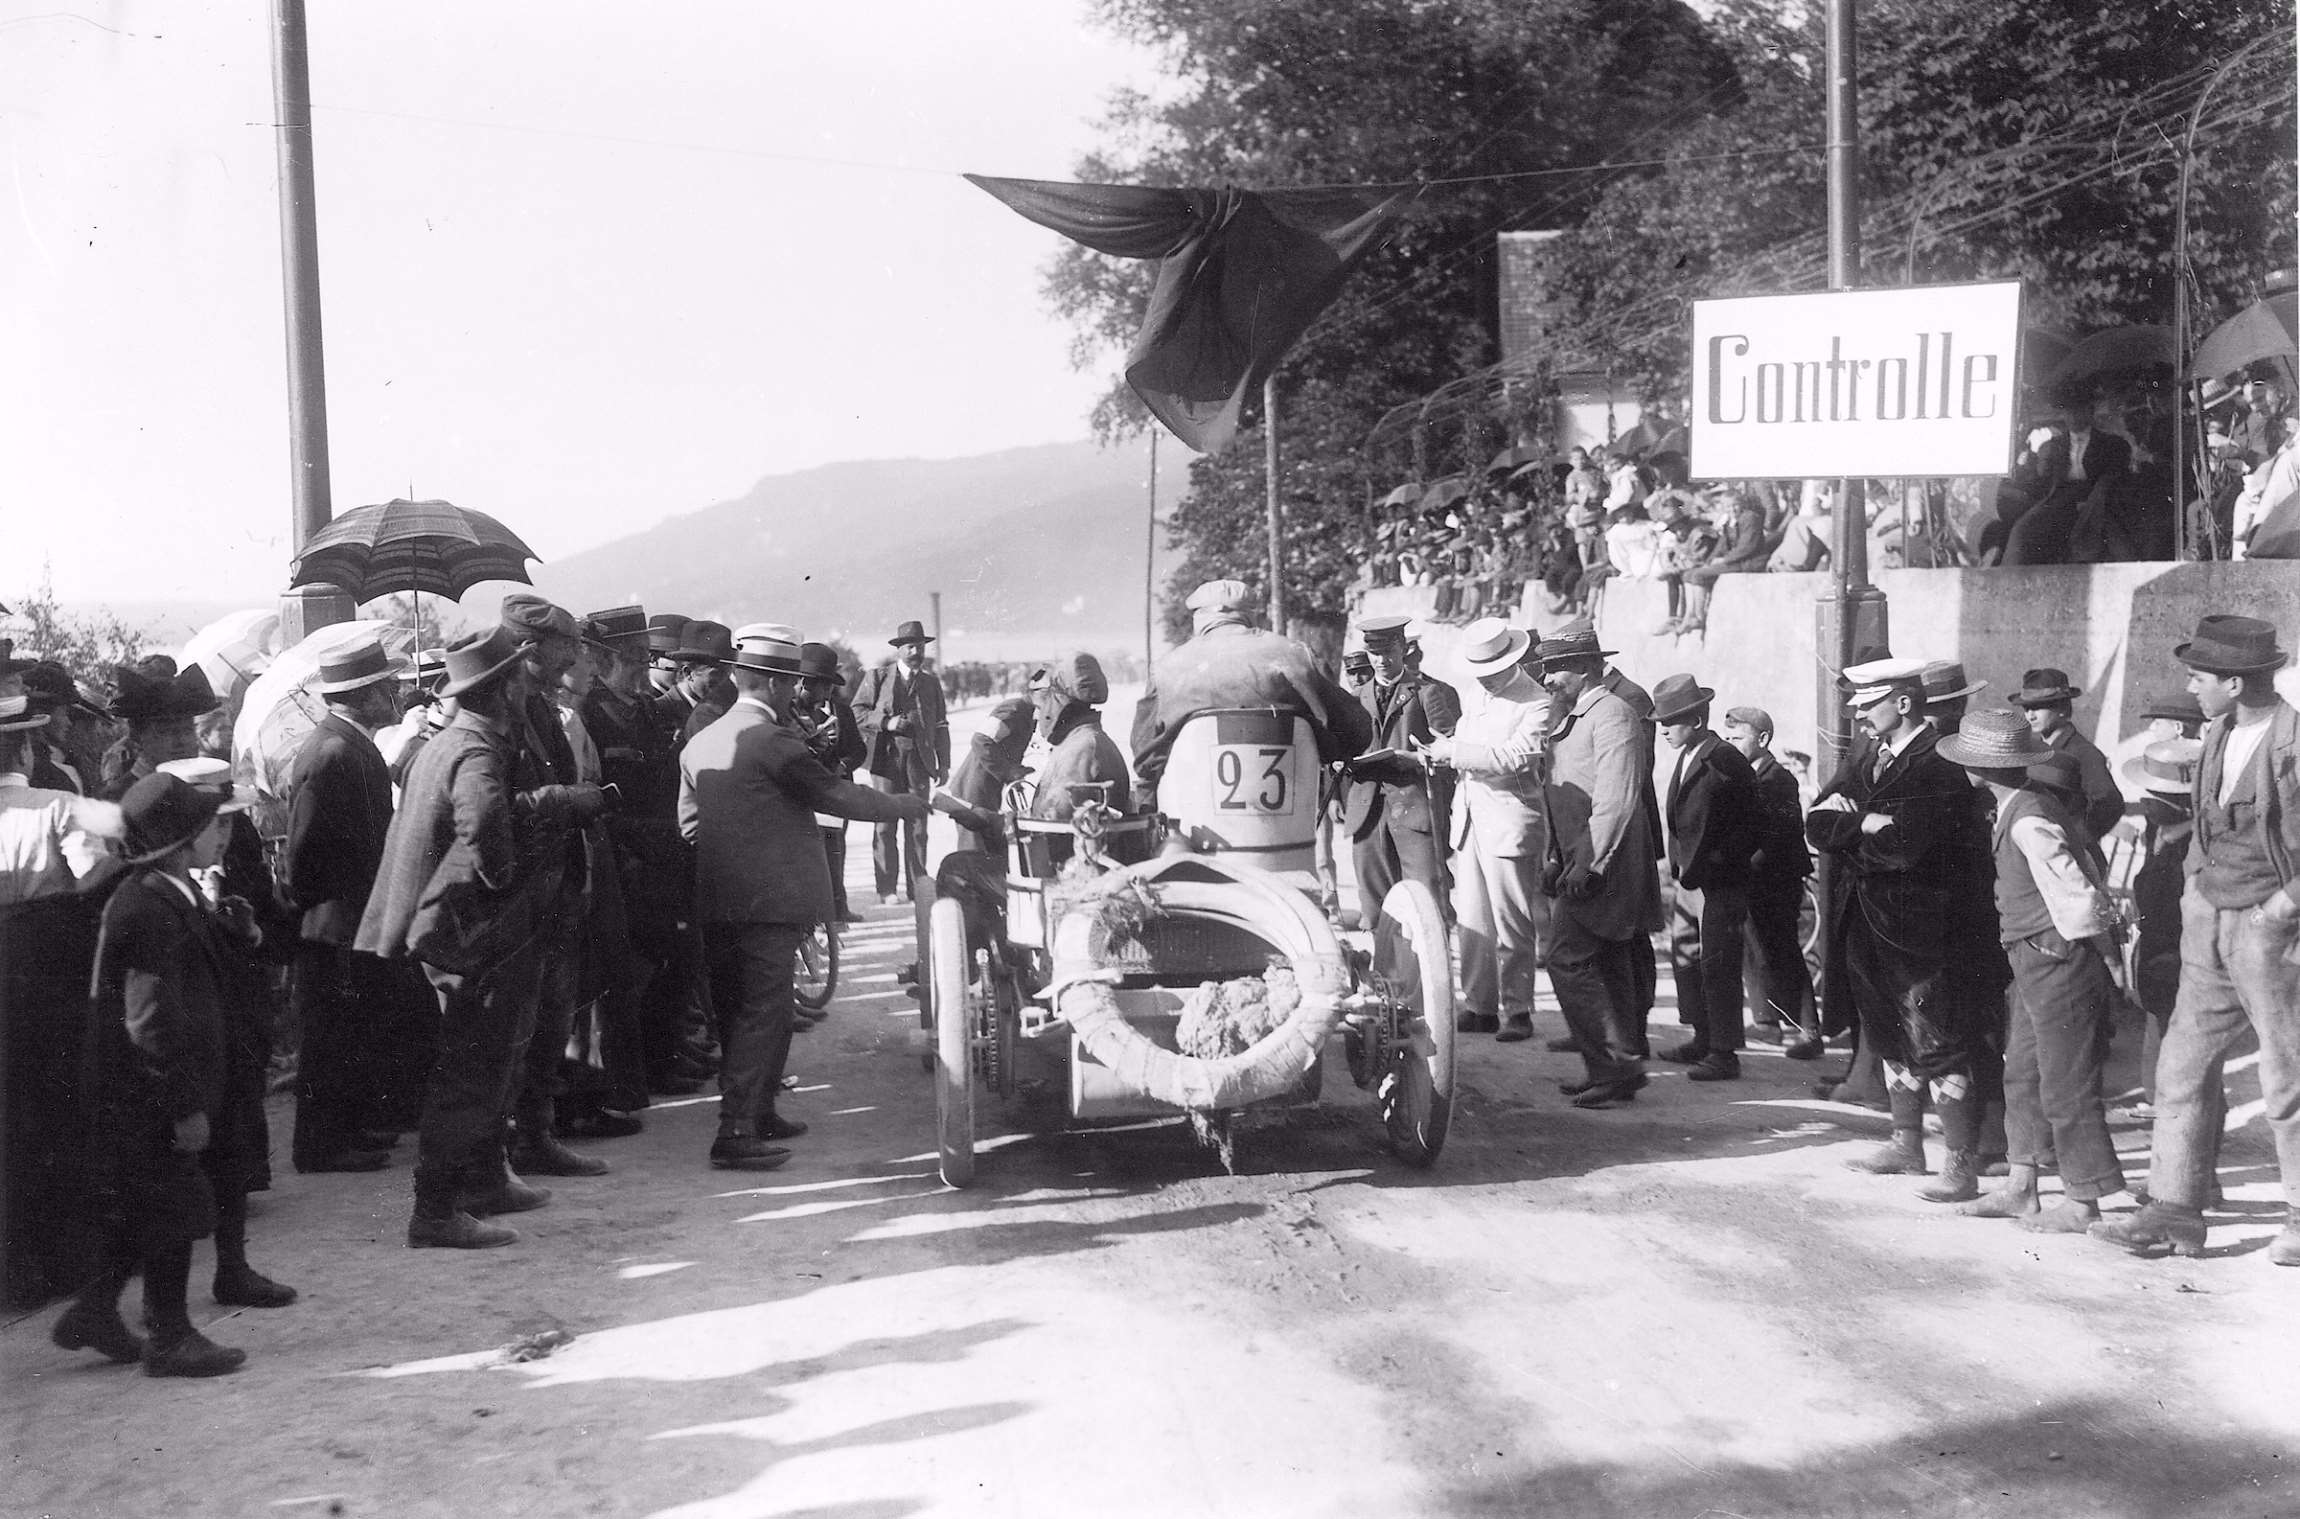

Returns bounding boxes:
[4,567,149,684]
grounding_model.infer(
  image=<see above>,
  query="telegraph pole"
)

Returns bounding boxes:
[1264,375,1285,635]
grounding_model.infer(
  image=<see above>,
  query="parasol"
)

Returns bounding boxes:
[1418,475,1471,511]
[289,497,541,651]
[1379,482,1424,509]
[2050,325,2175,389]
[232,619,414,834]
[178,608,280,709]
[1486,444,1544,474]
[2189,291,2299,382]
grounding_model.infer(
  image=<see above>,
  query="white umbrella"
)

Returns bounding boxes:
[179,608,280,709]
[232,619,412,835]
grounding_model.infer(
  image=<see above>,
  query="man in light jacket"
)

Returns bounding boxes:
[1420,619,1551,1043]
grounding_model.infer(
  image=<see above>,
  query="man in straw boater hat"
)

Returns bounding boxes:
[2096,615,2300,1265]
[850,619,951,905]
[2009,666,2123,843]
[681,624,930,1171]
[281,636,405,1176]
[1533,622,1662,1105]
[1650,672,1762,1083]
[56,768,281,1376]
[1934,710,2129,1232]
[357,625,609,1249]
[1417,618,1552,1043]
[1810,657,1992,1201]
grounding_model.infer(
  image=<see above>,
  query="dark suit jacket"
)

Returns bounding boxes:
[1341,673,1458,842]
[852,663,951,785]
[356,710,540,967]
[2045,724,2124,843]
[1806,725,1966,977]
[1664,733,1759,890]
[1747,752,1812,887]
[679,698,917,926]
[88,870,231,1126]
[284,712,394,946]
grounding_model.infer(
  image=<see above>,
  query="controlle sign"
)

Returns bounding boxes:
[1690,281,2023,479]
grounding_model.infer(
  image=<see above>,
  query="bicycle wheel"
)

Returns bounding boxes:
[795,921,839,1012]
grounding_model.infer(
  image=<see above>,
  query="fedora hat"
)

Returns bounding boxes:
[1456,618,1531,677]
[110,663,219,726]
[0,693,51,733]
[2138,690,2206,729]
[1935,709,2055,770]
[2009,667,2083,707]
[1919,659,1987,705]
[2122,736,2202,797]
[645,614,690,655]
[671,620,735,664]
[316,638,404,695]
[797,641,845,685]
[2175,614,2289,675]
[1536,618,1616,668]
[727,623,803,675]
[117,772,230,866]
[20,662,104,718]
[1649,672,1715,725]
[439,625,525,698]
[888,619,935,647]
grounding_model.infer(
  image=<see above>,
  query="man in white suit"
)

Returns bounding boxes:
[1421,619,1554,1044]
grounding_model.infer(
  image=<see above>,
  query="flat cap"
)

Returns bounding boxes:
[1185,579,1251,614]
[499,592,579,641]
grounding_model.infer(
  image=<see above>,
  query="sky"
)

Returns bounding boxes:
[2,1,1171,606]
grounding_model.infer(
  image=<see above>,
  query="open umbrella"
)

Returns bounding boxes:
[2051,325,2175,389]
[178,608,280,710]
[289,498,541,651]
[1379,482,1425,509]
[233,619,414,834]
[2189,291,2299,382]
[1486,444,1544,474]
[1418,475,1471,511]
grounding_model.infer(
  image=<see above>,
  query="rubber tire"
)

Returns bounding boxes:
[1377,877,1456,1168]
[795,923,839,1012]
[929,896,976,1188]
[914,882,938,1073]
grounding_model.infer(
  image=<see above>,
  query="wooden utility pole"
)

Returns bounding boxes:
[929,590,944,670]
[1146,429,1159,674]
[1264,375,1285,635]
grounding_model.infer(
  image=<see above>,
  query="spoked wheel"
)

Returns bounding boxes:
[1375,878,1456,1168]
[928,896,976,1187]
[795,922,839,1012]
[914,883,937,1073]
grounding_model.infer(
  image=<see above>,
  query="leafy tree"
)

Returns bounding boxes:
[4,566,149,684]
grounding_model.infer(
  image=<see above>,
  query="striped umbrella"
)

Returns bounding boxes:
[288,498,540,602]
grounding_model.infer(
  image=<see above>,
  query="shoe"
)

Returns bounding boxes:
[51,1301,143,1364]
[1545,1036,1581,1054]
[143,1330,245,1378]
[2270,1221,2300,1267]
[1685,1053,1741,1082]
[1918,1150,1982,1204]
[758,1115,809,1141]
[1456,1011,1500,1034]
[511,1131,611,1178]
[1659,1040,1707,1065]
[559,1110,644,1140]
[838,908,865,924]
[295,1148,391,1174]
[710,1137,792,1171]
[458,1176,553,1216]
[895,962,920,986]
[1494,1016,1533,1043]
[882,893,904,907]
[1848,1131,1929,1175]
[2089,1200,2206,1258]
[408,1209,519,1249]
[1783,1035,1825,1061]
[1570,1074,1647,1109]
[212,1266,298,1308]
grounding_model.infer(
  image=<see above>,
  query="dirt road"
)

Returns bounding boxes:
[7,697,2297,1519]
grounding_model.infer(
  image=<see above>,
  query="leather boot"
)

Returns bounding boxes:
[1847,1129,1929,1175]
[143,1329,246,1378]
[52,1297,144,1364]
[456,1145,553,1216]
[2088,1200,2207,1258]
[1921,1085,1983,1203]
[410,1170,519,1249]
[1919,1149,1981,1204]
[512,1098,610,1178]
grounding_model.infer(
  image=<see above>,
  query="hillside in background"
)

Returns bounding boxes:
[533,438,1183,661]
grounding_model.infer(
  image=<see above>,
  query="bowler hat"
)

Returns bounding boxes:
[2123,737,2203,797]
[117,772,229,867]
[1536,619,1616,668]
[2175,614,2290,675]
[889,620,935,647]
[110,664,219,726]
[1649,673,1715,725]
[1456,618,1531,677]
[727,623,803,675]
[672,620,735,664]
[499,593,579,644]
[1919,660,1988,705]
[2009,667,2083,708]
[316,639,404,695]
[797,642,845,685]
[645,614,690,655]
[1935,709,2055,770]
[438,625,525,698]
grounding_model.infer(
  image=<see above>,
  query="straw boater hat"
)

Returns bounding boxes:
[2174,614,2290,675]
[1456,618,1531,677]
[1919,659,1988,705]
[117,770,238,867]
[1841,656,1928,708]
[1649,673,1715,725]
[1935,709,2056,771]
[727,623,803,675]
[888,620,935,647]
[157,756,256,813]
[2123,737,2203,797]
[316,638,404,696]
[0,692,52,734]
[2009,667,2084,708]
[438,625,526,699]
